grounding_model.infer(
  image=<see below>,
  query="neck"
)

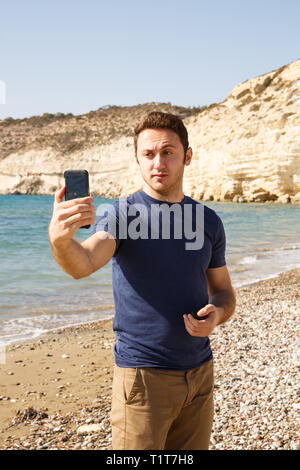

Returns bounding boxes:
[143,184,185,203]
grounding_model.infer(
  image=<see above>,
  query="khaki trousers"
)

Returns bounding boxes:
[110,359,214,450]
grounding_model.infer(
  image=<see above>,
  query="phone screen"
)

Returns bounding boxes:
[64,170,89,200]
[63,170,90,229]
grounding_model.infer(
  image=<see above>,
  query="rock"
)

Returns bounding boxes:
[292,403,300,410]
[53,426,64,432]
[276,194,291,203]
[85,418,94,424]
[77,424,103,434]
[291,192,300,203]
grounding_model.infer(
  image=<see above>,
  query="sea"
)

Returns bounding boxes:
[0,194,299,346]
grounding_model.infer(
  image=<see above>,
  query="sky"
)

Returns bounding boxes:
[0,0,299,120]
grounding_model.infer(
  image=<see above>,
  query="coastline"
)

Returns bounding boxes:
[1,193,300,204]
[0,267,299,450]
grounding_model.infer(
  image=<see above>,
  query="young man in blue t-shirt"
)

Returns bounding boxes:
[48,111,236,450]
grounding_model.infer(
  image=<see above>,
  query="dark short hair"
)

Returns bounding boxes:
[134,111,189,160]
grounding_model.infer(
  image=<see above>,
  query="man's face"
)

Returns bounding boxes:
[135,128,192,196]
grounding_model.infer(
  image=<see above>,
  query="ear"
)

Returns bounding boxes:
[185,147,193,166]
[135,154,140,165]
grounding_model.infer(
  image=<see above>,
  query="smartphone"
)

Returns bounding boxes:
[190,308,209,321]
[63,170,91,229]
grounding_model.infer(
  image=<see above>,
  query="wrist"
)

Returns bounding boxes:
[215,306,225,325]
[50,236,71,250]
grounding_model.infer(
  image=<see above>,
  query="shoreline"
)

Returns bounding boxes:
[0,267,299,450]
[1,264,300,349]
[1,193,300,204]
[232,264,300,289]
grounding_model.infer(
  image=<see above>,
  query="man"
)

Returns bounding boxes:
[48,111,236,450]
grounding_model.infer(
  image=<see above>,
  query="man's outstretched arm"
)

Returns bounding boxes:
[48,187,116,279]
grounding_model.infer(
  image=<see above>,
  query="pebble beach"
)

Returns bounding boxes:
[0,268,299,450]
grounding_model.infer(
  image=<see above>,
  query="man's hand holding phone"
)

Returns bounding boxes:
[48,186,95,247]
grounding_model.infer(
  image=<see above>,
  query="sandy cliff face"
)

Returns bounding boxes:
[184,59,300,203]
[0,103,197,199]
[0,60,299,203]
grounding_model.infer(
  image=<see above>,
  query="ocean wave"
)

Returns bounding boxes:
[0,310,115,347]
[234,255,259,265]
[233,265,300,289]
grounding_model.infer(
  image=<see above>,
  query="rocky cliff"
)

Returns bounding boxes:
[0,59,299,203]
[184,59,300,203]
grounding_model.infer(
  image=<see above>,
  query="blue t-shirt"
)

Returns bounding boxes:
[92,190,226,370]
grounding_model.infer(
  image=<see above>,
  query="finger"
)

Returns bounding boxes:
[184,315,199,334]
[73,215,95,230]
[184,315,206,337]
[59,203,95,219]
[62,212,95,227]
[186,315,208,336]
[190,314,211,328]
[183,316,194,336]
[59,196,94,209]
[54,186,66,204]
[184,315,208,338]
[197,305,215,319]
[187,313,205,327]
[195,312,210,320]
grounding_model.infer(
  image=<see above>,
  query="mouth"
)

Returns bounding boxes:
[152,174,168,178]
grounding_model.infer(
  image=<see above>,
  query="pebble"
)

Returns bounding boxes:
[53,426,63,433]
[0,269,298,450]
[209,269,300,450]
[292,442,300,450]
[77,424,103,434]
[85,418,94,424]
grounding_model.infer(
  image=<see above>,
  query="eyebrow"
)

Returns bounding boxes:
[142,144,176,152]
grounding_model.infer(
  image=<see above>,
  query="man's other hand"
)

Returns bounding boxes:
[183,304,224,337]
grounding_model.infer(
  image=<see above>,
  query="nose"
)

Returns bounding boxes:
[153,152,166,170]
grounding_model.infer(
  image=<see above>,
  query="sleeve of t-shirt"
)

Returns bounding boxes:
[90,200,122,255]
[208,215,226,268]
